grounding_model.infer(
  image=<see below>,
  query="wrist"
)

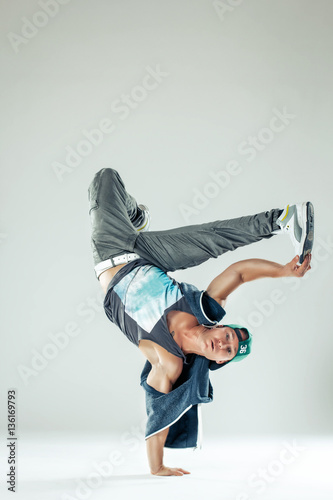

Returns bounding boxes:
[275,265,285,278]
[151,464,163,475]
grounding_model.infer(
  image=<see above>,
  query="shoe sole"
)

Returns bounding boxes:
[299,202,314,264]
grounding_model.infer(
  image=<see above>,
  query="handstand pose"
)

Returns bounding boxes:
[88,168,314,476]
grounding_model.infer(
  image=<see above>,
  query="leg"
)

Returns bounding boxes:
[88,168,283,275]
[133,209,283,272]
[88,168,145,267]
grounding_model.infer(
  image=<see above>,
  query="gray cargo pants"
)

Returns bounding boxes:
[88,168,282,279]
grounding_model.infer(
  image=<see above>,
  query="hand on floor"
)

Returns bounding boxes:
[151,465,191,476]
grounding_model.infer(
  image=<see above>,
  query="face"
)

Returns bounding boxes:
[199,325,240,364]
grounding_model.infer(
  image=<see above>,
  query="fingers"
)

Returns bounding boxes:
[302,253,311,269]
[178,468,191,474]
[285,254,312,278]
[172,468,190,476]
[296,254,311,276]
[153,466,191,476]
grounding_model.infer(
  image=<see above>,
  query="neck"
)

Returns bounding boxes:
[177,324,206,356]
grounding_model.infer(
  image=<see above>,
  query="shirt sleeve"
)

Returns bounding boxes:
[178,281,226,326]
[201,291,226,324]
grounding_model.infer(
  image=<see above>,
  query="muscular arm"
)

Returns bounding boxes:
[206,255,311,302]
[146,427,173,475]
[145,364,190,477]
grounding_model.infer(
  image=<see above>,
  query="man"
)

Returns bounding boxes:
[88,167,314,477]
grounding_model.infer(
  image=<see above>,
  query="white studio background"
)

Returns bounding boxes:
[1,0,332,442]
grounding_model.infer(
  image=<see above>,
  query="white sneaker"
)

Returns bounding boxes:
[135,204,151,232]
[276,202,314,264]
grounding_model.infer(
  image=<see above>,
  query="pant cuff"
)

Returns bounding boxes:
[272,208,283,232]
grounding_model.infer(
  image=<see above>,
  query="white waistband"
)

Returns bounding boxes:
[94,253,140,279]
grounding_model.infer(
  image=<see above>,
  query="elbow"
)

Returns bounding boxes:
[229,263,245,284]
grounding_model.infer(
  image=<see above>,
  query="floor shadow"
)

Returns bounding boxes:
[16,473,170,491]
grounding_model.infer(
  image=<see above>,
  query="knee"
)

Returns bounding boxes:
[100,168,126,192]
[88,167,125,200]
[100,167,119,178]
[91,168,119,184]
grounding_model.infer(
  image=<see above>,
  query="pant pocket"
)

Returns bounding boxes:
[88,183,100,214]
[88,171,103,213]
[89,198,99,214]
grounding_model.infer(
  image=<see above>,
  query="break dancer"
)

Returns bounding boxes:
[87,168,314,477]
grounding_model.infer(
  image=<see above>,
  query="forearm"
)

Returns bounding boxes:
[232,259,283,283]
[206,255,311,302]
[146,427,169,474]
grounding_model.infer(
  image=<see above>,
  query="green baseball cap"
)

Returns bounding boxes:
[224,324,253,362]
